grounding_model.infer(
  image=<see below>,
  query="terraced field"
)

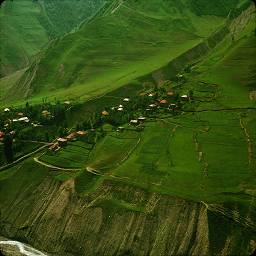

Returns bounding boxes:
[39,141,92,169]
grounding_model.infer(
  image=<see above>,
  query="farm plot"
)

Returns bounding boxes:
[40,141,92,169]
[86,130,140,172]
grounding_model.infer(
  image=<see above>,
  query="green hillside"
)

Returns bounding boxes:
[0,1,255,255]
[0,0,106,76]
[2,0,248,105]
[0,23,255,256]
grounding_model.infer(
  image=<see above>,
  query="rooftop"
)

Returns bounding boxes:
[167,91,174,96]
[102,110,110,116]
[77,130,87,136]
[160,99,168,104]
[57,138,67,143]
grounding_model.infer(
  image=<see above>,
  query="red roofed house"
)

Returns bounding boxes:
[160,99,168,104]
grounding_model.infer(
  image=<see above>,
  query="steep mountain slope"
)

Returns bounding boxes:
[3,0,250,105]
[0,0,106,76]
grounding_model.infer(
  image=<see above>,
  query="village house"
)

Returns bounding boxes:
[117,126,125,132]
[32,122,42,127]
[159,99,168,105]
[123,98,130,102]
[149,103,157,108]
[0,131,4,142]
[138,116,146,122]
[4,108,10,113]
[101,110,110,116]
[66,132,77,141]
[17,112,24,117]
[57,138,67,146]
[169,103,177,109]
[10,131,15,136]
[18,117,30,123]
[181,94,189,101]
[167,91,174,97]
[49,142,60,152]
[42,110,51,117]
[76,130,87,136]
[130,119,139,125]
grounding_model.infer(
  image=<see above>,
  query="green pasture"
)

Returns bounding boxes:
[40,141,92,169]
[2,0,235,105]
[87,130,140,171]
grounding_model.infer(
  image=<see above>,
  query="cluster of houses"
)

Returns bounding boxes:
[0,107,55,143]
[100,92,190,127]
[1,90,190,149]
[50,130,87,151]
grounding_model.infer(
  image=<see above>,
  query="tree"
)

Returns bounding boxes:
[3,134,13,163]
[45,132,50,142]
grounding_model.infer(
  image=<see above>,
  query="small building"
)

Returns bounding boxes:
[130,119,139,125]
[77,131,87,136]
[117,126,125,132]
[64,101,71,105]
[18,117,30,123]
[12,119,19,122]
[169,103,177,109]
[123,98,130,102]
[32,122,42,127]
[66,132,77,141]
[101,110,110,116]
[117,107,124,112]
[149,103,157,108]
[0,131,4,139]
[148,93,156,97]
[42,110,51,117]
[4,108,10,113]
[57,138,67,146]
[138,116,146,122]
[17,112,24,117]
[160,99,168,105]
[10,131,15,135]
[167,91,175,97]
[181,95,189,101]
[49,143,60,152]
